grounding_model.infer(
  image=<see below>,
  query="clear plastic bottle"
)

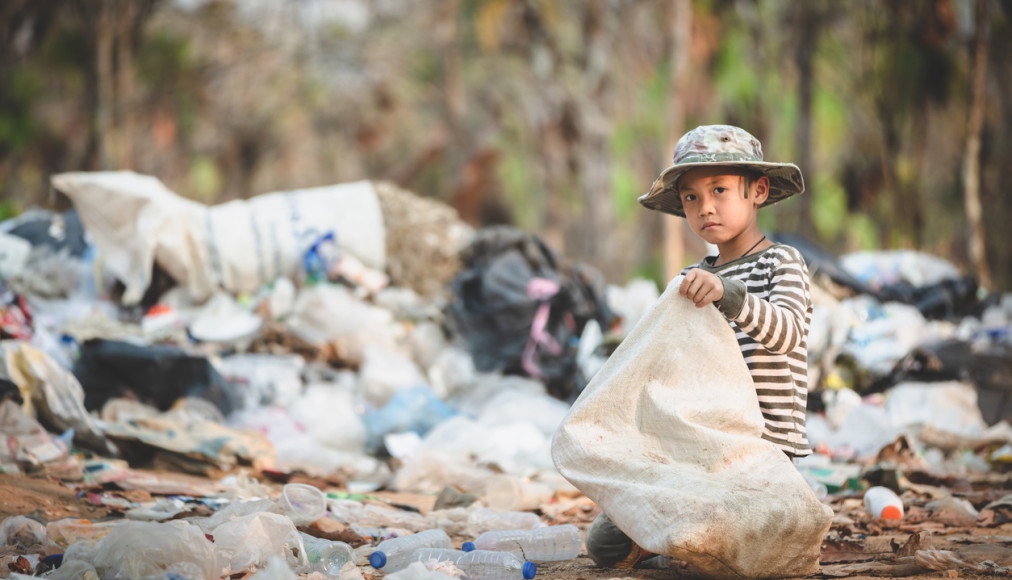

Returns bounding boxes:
[459,550,537,580]
[461,524,582,561]
[409,548,537,580]
[300,532,355,575]
[410,547,469,562]
[863,486,904,520]
[368,528,452,572]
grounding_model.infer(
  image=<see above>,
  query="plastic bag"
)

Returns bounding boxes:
[64,519,219,580]
[551,279,833,578]
[448,226,612,400]
[212,511,308,576]
[51,171,387,305]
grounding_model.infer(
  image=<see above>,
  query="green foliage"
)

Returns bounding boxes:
[848,214,879,251]
[610,163,641,223]
[0,66,44,153]
[498,145,540,230]
[712,24,758,114]
[812,87,848,162]
[0,200,21,223]
[810,175,848,241]
[188,157,222,202]
[137,31,196,85]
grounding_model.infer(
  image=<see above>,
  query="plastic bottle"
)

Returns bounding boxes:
[461,524,582,561]
[410,547,469,565]
[368,528,452,572]
[863,486,904,520]
[300,532,354,575]
[459,550,537,580]
[410,548,536,580]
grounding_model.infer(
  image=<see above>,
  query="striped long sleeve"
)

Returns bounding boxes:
[682,243,813,457]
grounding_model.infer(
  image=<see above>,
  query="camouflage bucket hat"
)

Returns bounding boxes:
[638,125,804,217]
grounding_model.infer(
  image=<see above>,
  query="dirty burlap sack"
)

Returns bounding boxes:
[552,278,833,578]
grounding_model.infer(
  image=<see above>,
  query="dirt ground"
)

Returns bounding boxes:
[3,469,1012,580]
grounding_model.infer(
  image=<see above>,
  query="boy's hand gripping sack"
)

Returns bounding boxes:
[551,278,833,578]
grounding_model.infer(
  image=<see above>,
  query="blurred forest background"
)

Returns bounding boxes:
[1,0,1010,291]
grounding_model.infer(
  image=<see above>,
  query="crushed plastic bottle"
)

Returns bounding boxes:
[461,524,581,561]
[368,528,452,572]
[299,532,354,575]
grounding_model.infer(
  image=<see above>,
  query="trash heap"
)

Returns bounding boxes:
[0,171,1010,579]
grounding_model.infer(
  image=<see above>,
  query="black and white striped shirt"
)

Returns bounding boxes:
[682,242,812,457]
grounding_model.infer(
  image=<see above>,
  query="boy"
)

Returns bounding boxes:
[585,124,814,568]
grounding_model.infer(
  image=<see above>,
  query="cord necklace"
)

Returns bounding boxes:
[720,235,766,263]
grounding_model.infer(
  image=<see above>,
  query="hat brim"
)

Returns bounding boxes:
[638,161,804,218]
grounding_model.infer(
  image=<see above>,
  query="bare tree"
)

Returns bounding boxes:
[962,0,992,290]
[662,0,692,280]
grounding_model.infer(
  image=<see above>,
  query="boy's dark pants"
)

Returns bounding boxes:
[584,511,650,568]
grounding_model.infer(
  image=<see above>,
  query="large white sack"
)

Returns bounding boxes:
[551,278,833,579]
[51,171,386,305]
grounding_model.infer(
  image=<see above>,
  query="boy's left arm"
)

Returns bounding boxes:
[714,253,810,355]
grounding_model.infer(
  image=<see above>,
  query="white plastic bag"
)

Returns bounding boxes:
[551,279,833,578]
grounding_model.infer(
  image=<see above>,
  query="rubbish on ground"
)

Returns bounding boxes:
[863,486,904,520]
[461,524,582,561]
[0,180,1010,579]
[368,528,453,572]
[448,225,613,401]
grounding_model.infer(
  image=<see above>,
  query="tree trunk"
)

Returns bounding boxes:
[116,0,135,168]
[95,0,114,169]
[662,0,692,281]
[794,1,816,239]
[962,0,992,291]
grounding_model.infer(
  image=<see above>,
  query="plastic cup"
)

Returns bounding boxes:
[279,483,327,525]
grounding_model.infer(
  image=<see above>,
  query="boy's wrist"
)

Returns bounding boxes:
[714,277,746,319]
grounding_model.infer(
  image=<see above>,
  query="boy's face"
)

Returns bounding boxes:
[677,166,769,245]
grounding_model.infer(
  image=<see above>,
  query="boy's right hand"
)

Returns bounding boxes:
[679,269,724,308]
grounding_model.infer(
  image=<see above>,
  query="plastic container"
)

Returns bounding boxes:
[462,525,582,561]
[863,486,904,520]
[368,528,452,572]
[278,483,328,526]
[459,549,537,579]
[299,532,354,575]
[410,547,470,564]
[410,548,537,580]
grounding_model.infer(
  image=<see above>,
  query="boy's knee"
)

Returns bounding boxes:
[585,511,638,567]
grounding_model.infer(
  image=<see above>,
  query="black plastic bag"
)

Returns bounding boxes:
[72,339,239,415]
[448,226,612,400]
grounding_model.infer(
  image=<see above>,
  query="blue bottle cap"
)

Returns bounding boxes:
[461,541,475,552]
[369,551,387,568]
[523,561,537,579]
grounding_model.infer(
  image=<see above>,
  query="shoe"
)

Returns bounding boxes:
[613,543,655,569]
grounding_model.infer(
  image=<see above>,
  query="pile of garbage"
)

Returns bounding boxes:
[0,170,1010,578]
